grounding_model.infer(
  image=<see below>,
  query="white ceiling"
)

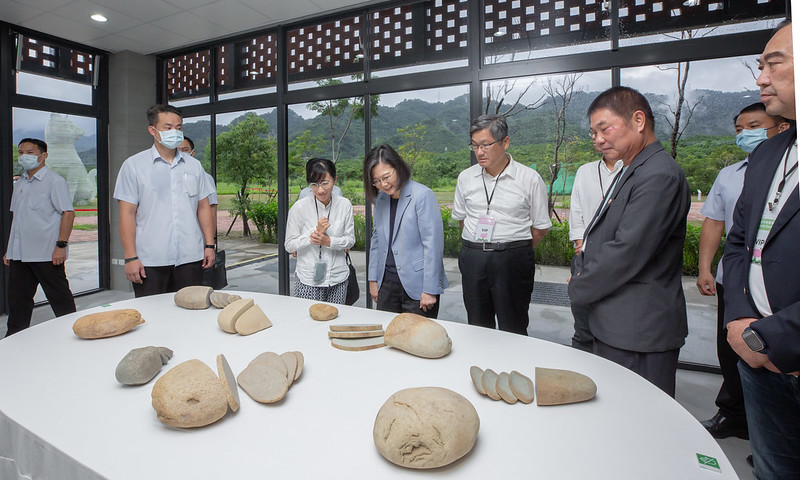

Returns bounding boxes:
[0,0,370,55]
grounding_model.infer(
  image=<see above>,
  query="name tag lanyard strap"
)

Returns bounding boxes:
[313,197,323,259]
[768,137,798,212]
[481,159,510,214]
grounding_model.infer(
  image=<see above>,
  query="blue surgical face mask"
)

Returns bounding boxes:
[18,153,42,171]
[736,128,769,154]
[157,129,184,149]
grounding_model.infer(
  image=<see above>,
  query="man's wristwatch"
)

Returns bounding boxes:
[205,244,215,249]
[742,327,766,352]
[55,240,68,248]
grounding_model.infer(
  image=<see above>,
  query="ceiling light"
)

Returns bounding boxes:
[91,14,108,22]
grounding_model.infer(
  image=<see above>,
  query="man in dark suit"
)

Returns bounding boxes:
[722,20,800,479]
[568,86,690,397]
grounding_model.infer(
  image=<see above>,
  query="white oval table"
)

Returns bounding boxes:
[0,292,737,479]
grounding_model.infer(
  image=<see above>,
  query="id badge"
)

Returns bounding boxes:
[474,215,496,242]
[313,259,327,283]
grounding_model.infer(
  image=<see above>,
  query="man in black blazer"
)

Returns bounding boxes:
[568,86,690,397]
[722,20,800,479]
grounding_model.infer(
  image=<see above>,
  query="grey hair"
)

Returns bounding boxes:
[469,114,508,141]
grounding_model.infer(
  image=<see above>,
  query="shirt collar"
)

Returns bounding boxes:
[473,153,518,179]
[738,157,749,171]
[23,165,49,181]
[600,159,623,174]
[150,144,184,166]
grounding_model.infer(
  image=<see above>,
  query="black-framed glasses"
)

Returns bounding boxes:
[309,180,332,190]
[372,170,395,186]
[468,140,501,152]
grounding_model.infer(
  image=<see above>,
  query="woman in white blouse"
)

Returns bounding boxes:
[285,158,355,304]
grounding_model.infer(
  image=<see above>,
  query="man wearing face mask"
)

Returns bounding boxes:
[3,138,76,337]
[696,102,788,440]
[113,105,215,297]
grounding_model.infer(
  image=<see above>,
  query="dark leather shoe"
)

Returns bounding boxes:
[701,412,749,440]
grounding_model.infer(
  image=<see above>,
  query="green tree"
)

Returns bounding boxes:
[213,113,276,237]
[308,76,379,162]
[288,129,326,186]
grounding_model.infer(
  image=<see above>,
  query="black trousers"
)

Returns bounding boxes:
[714,282,747,423]
[594,338,680,397]
[570,254,594,352]
[458,243,535,335]
[377,278,440,319]
[132,261,203,298]
[6,260,76,337]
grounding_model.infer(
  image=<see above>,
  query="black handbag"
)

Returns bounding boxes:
[345,252,359,305]
[202,248,228,290]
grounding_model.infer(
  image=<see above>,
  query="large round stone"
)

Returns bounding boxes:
[151,359,229,428]
[373,387,479,469]
[384,313,452,358]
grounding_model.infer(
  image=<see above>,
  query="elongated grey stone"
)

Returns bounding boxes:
[115,346,173,386]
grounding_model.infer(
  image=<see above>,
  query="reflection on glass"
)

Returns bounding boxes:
[619,19,779,48]
[12,108,99,297]
[16,72,93,105]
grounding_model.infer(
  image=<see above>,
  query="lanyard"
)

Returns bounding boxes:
[481,158,510,214]
[768,138,798,212]
[313,197,326,259]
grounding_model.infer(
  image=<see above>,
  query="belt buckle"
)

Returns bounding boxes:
[482,242,494,252]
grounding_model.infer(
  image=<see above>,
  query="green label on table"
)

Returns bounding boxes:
[696,453,721,472]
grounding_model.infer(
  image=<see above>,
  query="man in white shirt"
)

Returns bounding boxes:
[568,155,623,351]
[3,138,76,337]
[695,103,788,441]
[452,114,551,335]
[114,105,216,297]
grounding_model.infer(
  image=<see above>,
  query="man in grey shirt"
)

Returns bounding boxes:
[3,138,76,336]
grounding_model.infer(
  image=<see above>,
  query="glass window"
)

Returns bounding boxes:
[12,108,100,298]
[181,115,211,173]
[287,16,364,89]
[217,35,278,100]
[166,49,212,103]
[483,0,611,65]
[369,0,468,78]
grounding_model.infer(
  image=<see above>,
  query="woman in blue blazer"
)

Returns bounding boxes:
[363,144,448,318]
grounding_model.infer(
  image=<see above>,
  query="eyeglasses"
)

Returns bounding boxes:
[372,170,395,186]
[468,140,501,152]
[309,180,332,190]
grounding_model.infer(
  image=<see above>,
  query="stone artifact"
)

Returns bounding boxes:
[174,286,213,309]
[496,372,517,404]
[218,298,255,333]
[373,387,480,469]
[383,313,451,358]
[235,304,272,335]
[73,309,144,339]
[470,367,535,405]
[151,359,229,428]
[210,292,242,309]
[535,367,597,406]
[330,336,386,351]
[481,368,501,401]
[309,303,338,321]
[280,351,298,383]
[292,351,304,381]
[115,346,173,386]
[329,324,382,332]
[217,354,240,412]
[509,370,535,404]
[469,366,486,395]
[249,352,288,378]
[237,360,290,404]
[328,329,384,339]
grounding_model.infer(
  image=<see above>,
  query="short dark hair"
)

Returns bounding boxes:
[363,144,411,204]
[18,138,47,153]
[588,86,655,131]
[734,102,787,125]
[146,104,182,127]
[469,114,508,141]
[306,158,337,185]
[183,136,195,150]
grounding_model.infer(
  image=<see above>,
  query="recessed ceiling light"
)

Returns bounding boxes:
[91,14,108,22]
